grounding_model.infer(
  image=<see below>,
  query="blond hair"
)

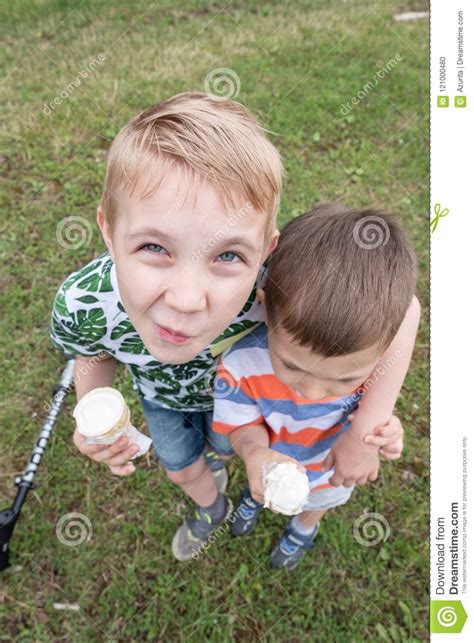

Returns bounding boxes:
[101,92,283,237]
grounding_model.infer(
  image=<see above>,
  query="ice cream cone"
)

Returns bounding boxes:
[73,387,153,457]
[263,462,310,515]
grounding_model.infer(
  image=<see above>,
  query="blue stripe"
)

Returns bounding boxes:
[271,420,351,460]
[215,380,258,407]
[258,395,360,421]
[307,468,333,483]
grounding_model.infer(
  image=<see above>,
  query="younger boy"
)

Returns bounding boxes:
[213,203,419,569]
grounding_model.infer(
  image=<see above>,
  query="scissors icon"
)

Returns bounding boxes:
[430,203,449,233]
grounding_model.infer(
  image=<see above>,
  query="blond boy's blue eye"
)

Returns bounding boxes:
[218,251,240,262]
[143,243,166,253]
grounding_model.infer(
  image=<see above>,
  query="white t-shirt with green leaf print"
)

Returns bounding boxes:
[50,251,266,411]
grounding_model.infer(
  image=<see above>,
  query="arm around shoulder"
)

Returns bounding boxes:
[350,294,421,436]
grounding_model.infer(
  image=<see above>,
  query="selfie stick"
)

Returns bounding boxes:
[0,356,75,571]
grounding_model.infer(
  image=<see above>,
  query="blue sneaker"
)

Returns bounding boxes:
[270,521,320,570]
[231,487,263,536]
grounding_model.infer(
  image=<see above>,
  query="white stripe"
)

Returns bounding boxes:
[308,470,333,490]
[222,345,272,378]
[265,408,344,433]
[213,398,261,426]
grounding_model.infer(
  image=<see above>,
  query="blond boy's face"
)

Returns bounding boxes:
[98,166,277,364]
[266,323,380,401]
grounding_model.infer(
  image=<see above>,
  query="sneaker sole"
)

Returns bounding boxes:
[171,528,197,562]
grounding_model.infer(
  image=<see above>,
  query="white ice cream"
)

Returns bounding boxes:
[73,387,125,437]
[263,462,310,515]
[73,387,152,458]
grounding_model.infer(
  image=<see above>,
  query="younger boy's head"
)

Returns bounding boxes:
[96,92,283,364]
[261,203,417,400]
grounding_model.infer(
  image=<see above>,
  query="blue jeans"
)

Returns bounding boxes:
[139,396,234,471]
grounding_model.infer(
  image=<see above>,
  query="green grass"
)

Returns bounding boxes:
[0,1,428,640]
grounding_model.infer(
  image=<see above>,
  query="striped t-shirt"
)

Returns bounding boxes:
[213,324,363,491]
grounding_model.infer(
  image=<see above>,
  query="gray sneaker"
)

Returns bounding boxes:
[172,497,234,562]
[270,521,320,570]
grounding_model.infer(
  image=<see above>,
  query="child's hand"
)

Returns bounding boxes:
[243,444,304,504]
[321,431,380,488]
[73,428,138,476]
[361,413,404,460]
[321,414,405,487]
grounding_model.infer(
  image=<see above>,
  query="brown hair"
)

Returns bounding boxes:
[101,92,283,238]
[265,203,417,356]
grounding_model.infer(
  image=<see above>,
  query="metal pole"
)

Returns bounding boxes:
[0,356,75,571]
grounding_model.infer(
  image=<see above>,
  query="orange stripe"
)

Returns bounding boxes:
[218,362,363,406]
[213,417,265,435]
[305,461,327,473]
[310,482,333,491]
[273,421,346,446]
[242,373,350,404]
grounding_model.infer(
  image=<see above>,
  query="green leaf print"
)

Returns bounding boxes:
[213,319,259,343]
[239,286,257,314]
[54,292,69,317]
[129,363,179,392]
[76,271,102,292]
[179,392,214,408]
[63,258,103,289]
[75,307,107,343]
[76,266,113,292]
[181,358,214,372]
[111,320,136,340]
[119,336,148,354]
[99,266,113,292]
[51,316,81,344]
[77,295,99,304]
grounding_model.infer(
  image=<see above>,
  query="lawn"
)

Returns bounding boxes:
[0,1,429,640]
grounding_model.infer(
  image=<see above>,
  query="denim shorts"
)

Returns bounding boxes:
[303,483,355,511]
[139,396,234,471]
